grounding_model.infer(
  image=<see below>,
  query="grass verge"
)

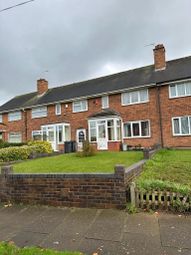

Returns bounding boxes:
[0,242,83,255]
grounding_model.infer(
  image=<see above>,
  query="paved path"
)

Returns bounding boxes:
[0,205,190,255]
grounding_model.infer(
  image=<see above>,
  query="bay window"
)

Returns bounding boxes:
[88,118,121,142]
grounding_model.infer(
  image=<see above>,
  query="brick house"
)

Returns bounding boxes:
[0,44,191,151]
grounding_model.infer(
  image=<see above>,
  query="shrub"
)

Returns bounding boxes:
[28,140,53,154]
[0,140,26,149]
[76,140,96,157]
[0,146,31,162]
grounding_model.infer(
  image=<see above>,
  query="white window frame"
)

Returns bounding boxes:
[102,96,109,109]
[172,116,191,136]
[0,114,2,123]
[88,117,122,143]
[8,111,22,122]
[72,100,88,113]
[169,81,191,98]
[123,120,151,138]
[32,106,47,119]
[8,132,22,143]
[121,89,149,106]
[55,103,61,115]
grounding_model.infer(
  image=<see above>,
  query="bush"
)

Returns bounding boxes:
[0,146,31,162]
[28,140,53,154]
[76,140,96,157]
[0,141,53,162]
[0,140,26,149]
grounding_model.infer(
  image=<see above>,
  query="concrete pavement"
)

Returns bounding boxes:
[0,204,190,255]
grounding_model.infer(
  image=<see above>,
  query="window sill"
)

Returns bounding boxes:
[121,101,149,107]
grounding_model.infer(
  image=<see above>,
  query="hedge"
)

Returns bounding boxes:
[0,141,53,162]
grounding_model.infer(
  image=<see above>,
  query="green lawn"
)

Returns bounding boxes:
[0,242,83,255]
[14,151,143,173]
[136,149,191,195]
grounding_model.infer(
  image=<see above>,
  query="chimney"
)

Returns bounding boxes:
[153,44,166,71]
[37,79,48,95]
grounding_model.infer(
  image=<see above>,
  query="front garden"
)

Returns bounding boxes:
[136,149,191,195]
[134,149,191,212]
[14,151,143,173]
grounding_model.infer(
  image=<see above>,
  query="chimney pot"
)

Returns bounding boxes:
[37,79,48,95]
[153,44,166,71]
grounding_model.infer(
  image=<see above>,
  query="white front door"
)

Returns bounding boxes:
[76,129,86,150]
[97,120,108,150]
[47,126,57,151]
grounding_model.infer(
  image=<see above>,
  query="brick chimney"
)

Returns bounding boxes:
[37,79,48,95]
[153,44,166,71]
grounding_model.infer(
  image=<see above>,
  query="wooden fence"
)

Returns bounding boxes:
[130,183,191,211]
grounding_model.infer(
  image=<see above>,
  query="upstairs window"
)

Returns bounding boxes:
[123,120,150,138]
[169,82,191,98]
[172,116,191,136]
[0,114,2,123]
[55,103,61,115]
[73,100,88,113]
[32,106,47,118]
[102,96,109,109]
[121,89,149,105]
[8,111,21,122]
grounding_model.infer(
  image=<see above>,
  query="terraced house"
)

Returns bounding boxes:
[0,44,191,151]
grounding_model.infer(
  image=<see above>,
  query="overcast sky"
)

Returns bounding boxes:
[0,0,191,105]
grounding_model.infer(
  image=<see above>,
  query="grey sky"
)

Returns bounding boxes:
[0,0,191,105]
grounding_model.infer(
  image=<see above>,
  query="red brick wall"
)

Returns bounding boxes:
[1,166,126,209]
[1,85,191,149]
[159,85,191,147]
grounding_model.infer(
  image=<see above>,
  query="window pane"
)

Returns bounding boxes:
[108,127,115,141]
[170,85,176,97]
[141,121,149,136]
[90,128,97,142]
[173,119,180,134]
[107,120,114,127]
[124,123,131,137]
[122,93,130,105]
[185,82,191,95]
[131,91,139,103]
[102,96,109,109]
[140,90,148,102]
[132,123,140,136]
[181,117,189,134]
[9,132,22,143]
[0,115,2,123]
[117,127,121,140]
[98,124,106,138]
[65,126,71,141]
[90,121,96,128]
[56,104,61,115]
[177,84,186,96]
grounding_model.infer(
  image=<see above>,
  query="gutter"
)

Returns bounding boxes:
[156,85,164,147]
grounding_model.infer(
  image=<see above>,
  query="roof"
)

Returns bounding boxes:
[1,55,191,113]
[88,109,120,119]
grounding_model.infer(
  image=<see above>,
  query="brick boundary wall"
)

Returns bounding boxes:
[0,165,127,209]
[0,149,158,209]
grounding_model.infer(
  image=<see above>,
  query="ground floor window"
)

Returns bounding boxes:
[8,132,22,143]
[123,120,150,138]
[0,132,3,140]
[172,116,191,135]
[88,118,121,142]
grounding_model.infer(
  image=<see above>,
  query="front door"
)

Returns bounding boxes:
[76,129,86,150]
[97,120,108,150]
[47,126,57,151]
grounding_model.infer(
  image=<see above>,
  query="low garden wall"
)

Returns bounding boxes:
[0,161,147,209]
[0,165,127,209]
[0,149,158,209]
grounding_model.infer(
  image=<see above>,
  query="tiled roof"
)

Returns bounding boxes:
[1,55,191,113]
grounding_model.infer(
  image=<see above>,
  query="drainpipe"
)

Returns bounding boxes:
[22,109,28,142]
[156,85,164,148]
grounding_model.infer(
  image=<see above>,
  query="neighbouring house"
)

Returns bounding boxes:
[0,44,191,151]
